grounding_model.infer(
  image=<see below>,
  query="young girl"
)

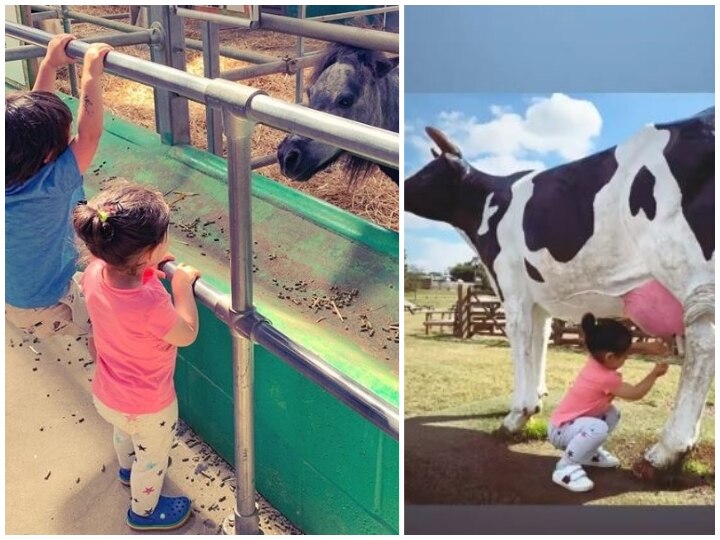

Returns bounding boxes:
[6,35,111,341]
[549,313,669,492]
[73,181,201,531]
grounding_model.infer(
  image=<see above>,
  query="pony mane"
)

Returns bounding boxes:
[343,153,378,186]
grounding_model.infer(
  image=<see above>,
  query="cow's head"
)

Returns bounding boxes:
[404,127,472,224]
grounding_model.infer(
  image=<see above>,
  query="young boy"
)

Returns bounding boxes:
[5,34,112,339]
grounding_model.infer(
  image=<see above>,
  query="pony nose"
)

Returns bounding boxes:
[282,149,301,173]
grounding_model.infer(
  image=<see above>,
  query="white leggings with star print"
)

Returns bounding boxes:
[93,396,178,516]
[548,405,621,464]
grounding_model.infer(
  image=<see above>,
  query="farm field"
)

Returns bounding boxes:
[404,289,715,505]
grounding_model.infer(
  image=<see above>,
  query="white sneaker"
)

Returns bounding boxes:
[582,447,621,468]
[552,464,594,492]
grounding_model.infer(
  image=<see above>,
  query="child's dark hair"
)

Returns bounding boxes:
[73,181,170,275]
[581,313,632,361]
[6,91,73,187]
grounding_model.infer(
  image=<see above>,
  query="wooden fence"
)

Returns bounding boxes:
[423,284,656,345]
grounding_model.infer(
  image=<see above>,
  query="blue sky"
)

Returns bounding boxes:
[404,93,715,273]
[405,6,714,93]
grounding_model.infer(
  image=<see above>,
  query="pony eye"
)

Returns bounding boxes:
[337,95,354,108]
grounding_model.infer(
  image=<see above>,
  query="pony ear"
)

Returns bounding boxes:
[374,58,396,79]
[431,147,440,158]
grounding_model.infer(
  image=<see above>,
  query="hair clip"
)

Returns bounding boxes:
[97,210,109,223]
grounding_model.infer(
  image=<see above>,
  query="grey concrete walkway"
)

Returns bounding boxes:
[5,321,300,535]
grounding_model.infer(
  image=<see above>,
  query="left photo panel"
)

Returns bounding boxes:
[5,5,400,535]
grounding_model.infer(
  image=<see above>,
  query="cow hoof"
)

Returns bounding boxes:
[645,441,686,470]
[502,411,528,433]
[632,459,658,481]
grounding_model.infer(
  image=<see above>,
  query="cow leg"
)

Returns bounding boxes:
[502,301,545,432]
[645,284,714,469]
[531,305,552,408]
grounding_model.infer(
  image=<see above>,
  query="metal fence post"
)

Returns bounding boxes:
[294,6,306,104]
[147,5,191,145]
[59,5,79,97]
[221,108,260,535]
[202,21,224,156]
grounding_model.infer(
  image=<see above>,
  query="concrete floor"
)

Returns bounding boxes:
[5,321,300,535]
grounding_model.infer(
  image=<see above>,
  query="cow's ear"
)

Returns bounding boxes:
[445,153,470,181]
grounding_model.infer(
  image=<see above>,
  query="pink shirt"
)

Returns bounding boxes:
[550,356,623,426]
[81,259,179,414]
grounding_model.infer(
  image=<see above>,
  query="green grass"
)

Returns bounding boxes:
[523,417,549,440]
[683,458,713,477]
[405,290,714,505]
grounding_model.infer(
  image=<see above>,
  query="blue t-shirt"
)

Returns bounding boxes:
[6,148,85,308]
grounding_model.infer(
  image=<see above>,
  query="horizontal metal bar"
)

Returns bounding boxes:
[220,53,320,81]
[99,13,129,21]
[249,95,398,168]
[175,7,255,29]
[29,8,129,23]
[5,30,157,62]
[32,5,144,34]
[160,261,399,440]
[258,12,398,53]
[308,6,400,23]
[26,9,58,21]
[5,23,398,169]
[185,38,277,65]
[250,153,278,170]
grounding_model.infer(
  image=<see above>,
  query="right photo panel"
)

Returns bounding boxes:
[403,5,714,535]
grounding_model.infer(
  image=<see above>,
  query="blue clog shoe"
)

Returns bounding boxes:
[126,495,192,531]
[118,468,131,486]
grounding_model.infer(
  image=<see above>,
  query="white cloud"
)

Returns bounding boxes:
[410,236,476,274]
[423,93,602,175]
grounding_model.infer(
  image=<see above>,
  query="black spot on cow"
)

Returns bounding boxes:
[524,259,544,283]
[523,147,619,262]
[656,108,714,261]
[629,166,657,220]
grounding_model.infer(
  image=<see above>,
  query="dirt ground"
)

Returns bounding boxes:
[46,5,398,231]
[404,291,714,506]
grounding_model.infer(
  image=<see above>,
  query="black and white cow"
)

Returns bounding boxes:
[405,108,714,470]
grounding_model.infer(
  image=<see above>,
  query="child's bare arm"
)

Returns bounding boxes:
[629,340,669,357]
[162,264,201,347]
[70,43,113,174]
[32,34,76,93]
[612,363,669,401]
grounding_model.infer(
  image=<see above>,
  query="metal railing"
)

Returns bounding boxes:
[174,6,398,53]
[23,5,399,158]
[5,28,161,61]
[5,21,399,536]
[6,22,397,168]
